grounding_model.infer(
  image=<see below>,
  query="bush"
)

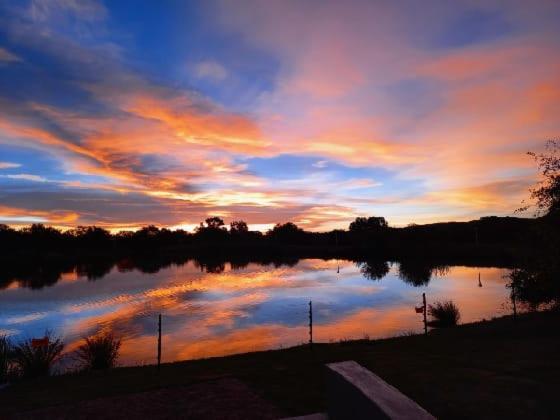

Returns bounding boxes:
[428,300,460,327]
[0,335,12,383]
[11,333,64,379]
[76,333,121,370]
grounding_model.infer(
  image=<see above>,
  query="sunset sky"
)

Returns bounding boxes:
[0,0,559,232]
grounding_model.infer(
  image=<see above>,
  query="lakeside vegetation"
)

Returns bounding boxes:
[0,331,122,383]
[427,300,461,327]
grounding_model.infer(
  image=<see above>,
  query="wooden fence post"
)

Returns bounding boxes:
[422,293,428,336]
[309,300,313,347]
[157,313,162,369]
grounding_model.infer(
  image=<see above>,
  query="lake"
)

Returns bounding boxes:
[0,258,514,368]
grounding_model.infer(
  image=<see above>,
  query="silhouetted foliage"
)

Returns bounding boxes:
[267,222,306,243]
[428,301,460,327]
[230,220,249,235]
[205,217,225,229]
[194,217,228,242]
[193,258,226,273]
[359,259,391,280]
[11,332,64,379]
[398,260,434,286]
[76,333,121,370]
[507,140,560,309]
[349,216,388,232]
[0,335,11,383]
[68,226,112,248]
[76,259,114,280]
[507,266,560,310]
[520,139,560,217]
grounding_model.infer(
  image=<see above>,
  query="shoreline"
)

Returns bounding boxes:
[2,309,558,418]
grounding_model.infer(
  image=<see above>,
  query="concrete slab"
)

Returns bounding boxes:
[326,360,435,420]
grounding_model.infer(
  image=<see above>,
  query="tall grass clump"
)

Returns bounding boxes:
[0,335,12,383]
[77,333,121,370]
[428,300,460,327]
[11,333,64,379]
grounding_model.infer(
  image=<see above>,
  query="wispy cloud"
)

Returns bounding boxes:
[0,47,21,63]
[2,173,48,182]
[193,60,228,81]
[0,162,21,169]
[312,160,328,168]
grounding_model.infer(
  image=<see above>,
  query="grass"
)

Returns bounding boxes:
[76,333,121,370]
[1,311,559,419]
[428,300,461,327]
[10,333,64,379]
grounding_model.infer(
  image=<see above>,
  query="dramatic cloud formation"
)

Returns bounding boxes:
[1,0,559,230]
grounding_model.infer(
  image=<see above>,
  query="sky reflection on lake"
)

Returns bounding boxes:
[0,259,511,366]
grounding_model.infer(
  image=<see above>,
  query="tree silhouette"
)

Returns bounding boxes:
[397,260,433,286]
[267,222,305,243]
[230,220,249,234]
[522,139,560,217]
[506,140,560,309]
[358,259,390,281]
[349,216,388,232]
[205,217,226,229]
[194,216,228,242]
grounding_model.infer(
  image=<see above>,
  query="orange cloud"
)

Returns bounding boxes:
[0,205,79,225]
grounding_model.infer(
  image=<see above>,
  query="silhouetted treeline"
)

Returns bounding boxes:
[0,215,543,263]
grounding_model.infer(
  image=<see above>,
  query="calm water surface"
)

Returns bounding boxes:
[0,259,512,367]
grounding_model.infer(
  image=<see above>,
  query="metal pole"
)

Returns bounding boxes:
[309,300,313,347]
[157,313,162,369]
[422,293,427,336]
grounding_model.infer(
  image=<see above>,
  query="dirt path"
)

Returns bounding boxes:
[11,377,283,420]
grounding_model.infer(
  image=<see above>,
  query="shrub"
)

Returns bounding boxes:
[428,300,460,327]
[0,335,12,383]
[76,333,121,370]
[11,333,64,379]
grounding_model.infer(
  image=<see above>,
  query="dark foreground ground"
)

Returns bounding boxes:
[1,310,559,419]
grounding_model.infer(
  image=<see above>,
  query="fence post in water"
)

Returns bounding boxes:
[422,293,428,336]
[309,300,313,348]
[157,313,162,369]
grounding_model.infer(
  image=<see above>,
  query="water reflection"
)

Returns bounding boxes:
[358,259,391,281]
[0,258,512,367]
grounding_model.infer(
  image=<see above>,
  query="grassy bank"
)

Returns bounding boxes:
[2,310,559,418]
